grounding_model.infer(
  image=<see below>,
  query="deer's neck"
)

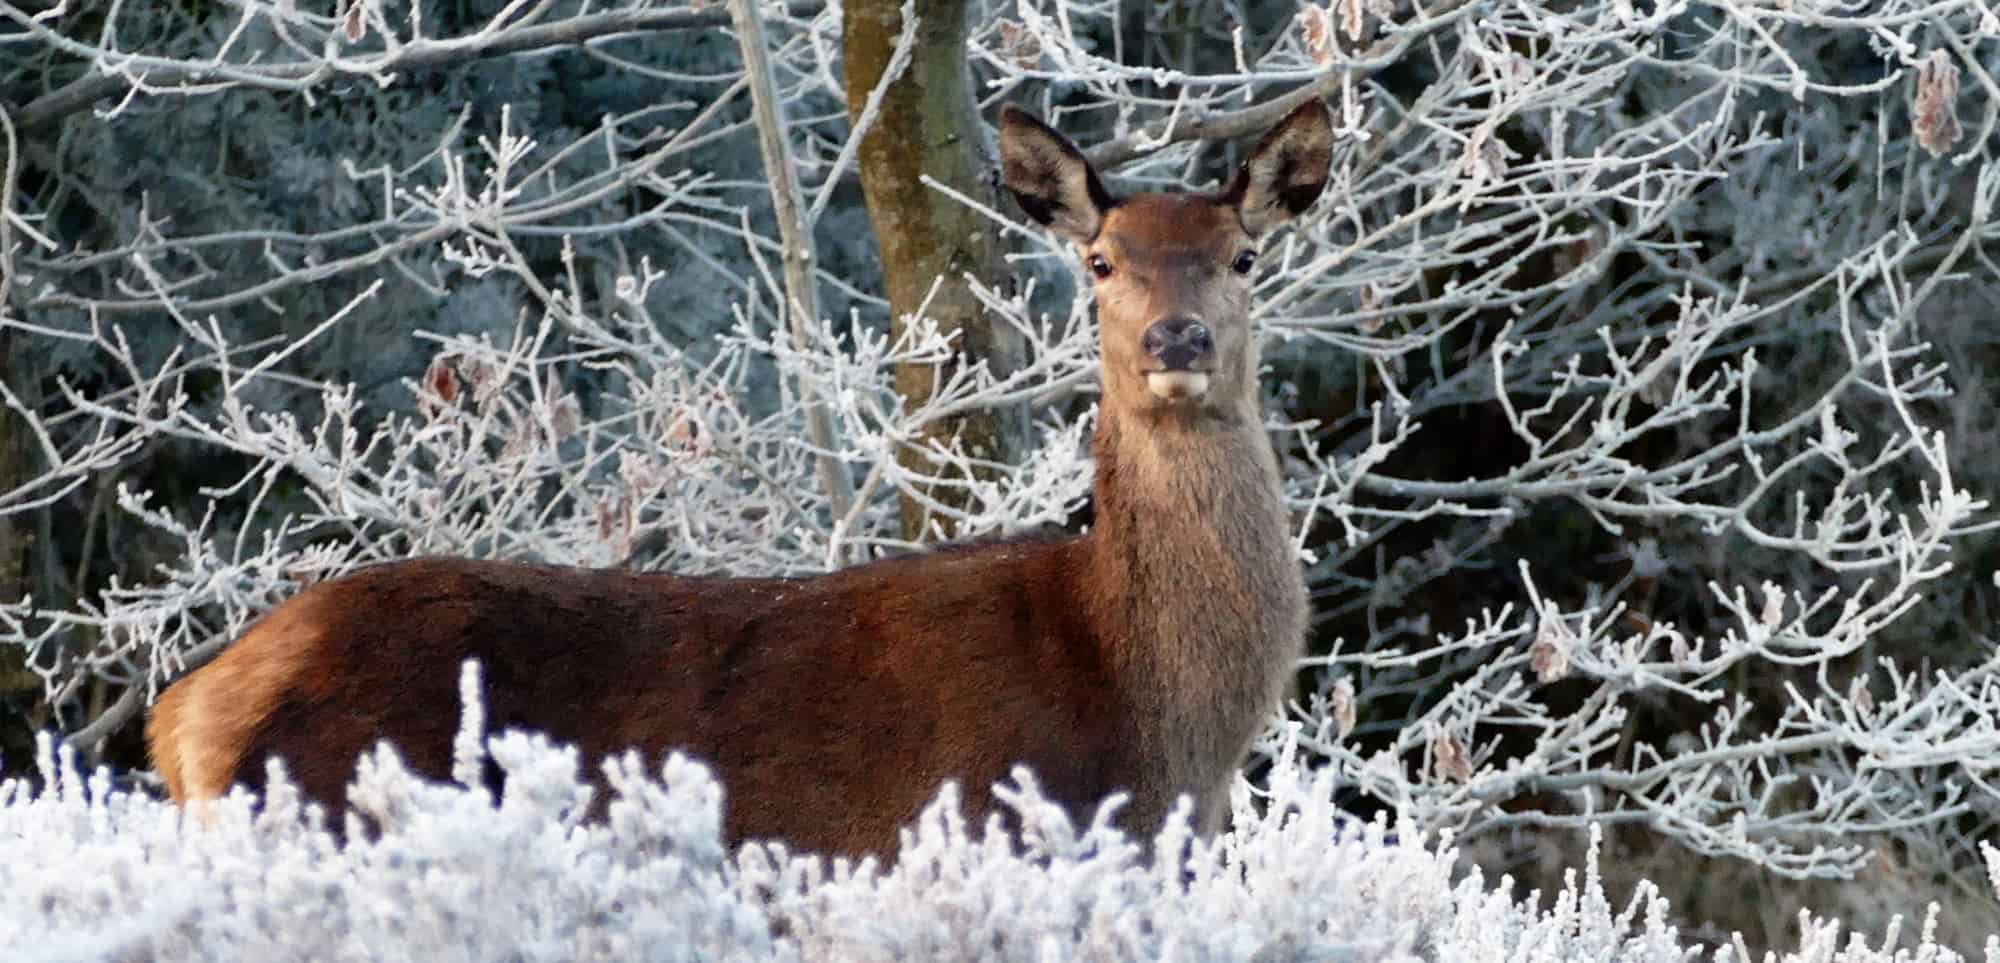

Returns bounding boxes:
[1081,402,1308,823]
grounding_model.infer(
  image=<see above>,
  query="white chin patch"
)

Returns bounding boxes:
[1146,371,1211,400]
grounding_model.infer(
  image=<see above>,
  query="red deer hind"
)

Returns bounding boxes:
[145,100,1332,856]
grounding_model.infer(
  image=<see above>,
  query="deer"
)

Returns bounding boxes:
[144,99,1332,857]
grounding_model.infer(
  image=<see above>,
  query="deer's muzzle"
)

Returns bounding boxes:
[1142,318,1214,400]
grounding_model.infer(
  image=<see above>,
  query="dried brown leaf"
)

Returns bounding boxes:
[1530,619,1569,683]
[343,1,366,42]
[998,21,1044,70]
[1339,0,1365,41]
[1913,50,1962,157]
[1330,677,1357,739]
[1299,6,1334,66]
[1433,728,1472,784]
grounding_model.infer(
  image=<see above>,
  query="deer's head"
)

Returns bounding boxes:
[1000,101,1332,420]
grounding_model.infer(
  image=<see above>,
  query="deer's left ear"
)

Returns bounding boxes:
[1224,99,1333,236]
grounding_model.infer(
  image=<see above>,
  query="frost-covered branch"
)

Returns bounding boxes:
[1,0,825,133]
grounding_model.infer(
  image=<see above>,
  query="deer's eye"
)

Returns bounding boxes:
[1231,250,1258,275]
[1087,254,1113,279]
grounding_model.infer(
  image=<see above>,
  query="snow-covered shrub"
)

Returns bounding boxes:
[6,669,1997,961]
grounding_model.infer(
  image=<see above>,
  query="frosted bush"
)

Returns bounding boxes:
[4,669,1995,962]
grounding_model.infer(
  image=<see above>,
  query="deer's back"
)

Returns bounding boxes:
[147,542,1123,855]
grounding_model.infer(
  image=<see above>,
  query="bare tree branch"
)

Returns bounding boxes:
[729,0,855,524]
[4,0,824,134]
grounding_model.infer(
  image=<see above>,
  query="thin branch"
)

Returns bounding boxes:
[1081,0,1477,169]
[5,0,825,134]
[729,0,855,523]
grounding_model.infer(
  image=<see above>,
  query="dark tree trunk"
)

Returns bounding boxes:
[0,330,41,772]
[843,0,1025,539]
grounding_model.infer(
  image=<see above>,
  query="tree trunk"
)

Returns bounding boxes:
[0,329,27,634]
[843,0,1024,540]
[0,329,41,770]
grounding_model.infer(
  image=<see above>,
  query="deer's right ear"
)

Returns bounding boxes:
[999,106,1115,245]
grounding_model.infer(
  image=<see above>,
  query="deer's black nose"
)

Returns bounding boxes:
[1142,318,1213,371]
